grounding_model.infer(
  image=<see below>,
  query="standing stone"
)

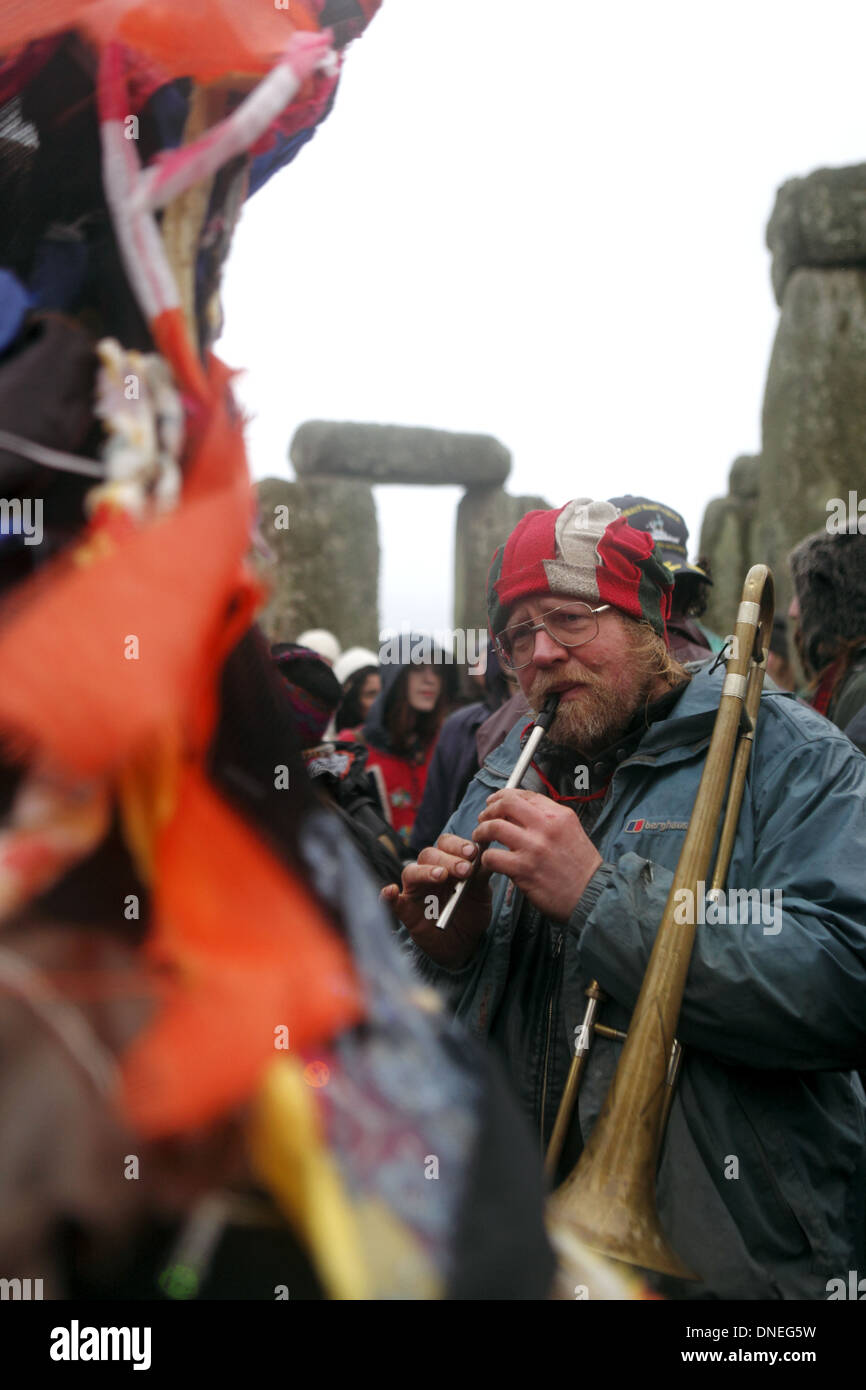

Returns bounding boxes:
[700,163,866,629]
[292,421,512,487]
[454,488,550,634]
[756,267,866,618]
[254,475,379,648]
[767,165,866,306]
[699,456,761,633]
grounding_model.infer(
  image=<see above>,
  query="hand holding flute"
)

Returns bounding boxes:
[380,694,604,970]
[380,831,494,970]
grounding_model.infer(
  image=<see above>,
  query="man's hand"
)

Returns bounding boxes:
[473,788,602,922]
[380,834,493,969]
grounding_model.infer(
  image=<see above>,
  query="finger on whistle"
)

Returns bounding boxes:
[472,823,497,845]
[474,818,519,848]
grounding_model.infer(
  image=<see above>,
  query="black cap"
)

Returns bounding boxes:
[608,495,711,583]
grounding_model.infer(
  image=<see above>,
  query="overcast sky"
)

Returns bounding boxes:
[220,0,866,638]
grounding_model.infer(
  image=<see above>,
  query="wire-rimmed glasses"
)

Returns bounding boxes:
[494,602,611,671]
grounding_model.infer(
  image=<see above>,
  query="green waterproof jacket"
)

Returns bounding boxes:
[400,663,866,1299]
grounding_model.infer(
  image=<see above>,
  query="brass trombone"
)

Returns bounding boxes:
[545,564,775,1279]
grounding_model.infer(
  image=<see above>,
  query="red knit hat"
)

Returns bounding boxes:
[486,498,674,643]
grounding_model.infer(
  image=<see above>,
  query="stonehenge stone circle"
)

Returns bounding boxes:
[256,422,545,654]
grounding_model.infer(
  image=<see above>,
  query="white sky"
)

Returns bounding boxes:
[220,0,866,637]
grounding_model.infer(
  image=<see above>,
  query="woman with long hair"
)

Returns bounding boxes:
[340,643,450,850]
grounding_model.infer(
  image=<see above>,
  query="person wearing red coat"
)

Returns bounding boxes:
[340,640,450,850]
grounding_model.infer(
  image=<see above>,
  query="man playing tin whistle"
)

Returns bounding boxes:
[383,497,866,1300]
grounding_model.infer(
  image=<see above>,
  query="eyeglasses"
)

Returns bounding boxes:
[494,602,611,670]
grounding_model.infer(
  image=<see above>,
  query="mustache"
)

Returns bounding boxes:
[527,664,604,706]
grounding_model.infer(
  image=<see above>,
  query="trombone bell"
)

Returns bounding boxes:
[548,1131,697,1280]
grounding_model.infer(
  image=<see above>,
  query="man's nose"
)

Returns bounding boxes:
[531,626,569,665]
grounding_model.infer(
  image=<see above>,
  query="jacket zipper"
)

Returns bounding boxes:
[539,931,564,1147]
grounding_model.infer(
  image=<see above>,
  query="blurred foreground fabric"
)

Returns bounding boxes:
[0,2,562,1299]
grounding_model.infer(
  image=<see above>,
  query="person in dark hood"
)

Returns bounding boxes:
[340,635,451,850]
[409,644,512,856]
[272,643,405,887]
[788,528,866,754]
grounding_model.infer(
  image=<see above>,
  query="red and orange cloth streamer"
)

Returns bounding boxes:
[0,1,374,1141]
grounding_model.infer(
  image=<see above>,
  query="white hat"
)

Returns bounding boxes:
[295,629,341,666]
[333,646,379,686]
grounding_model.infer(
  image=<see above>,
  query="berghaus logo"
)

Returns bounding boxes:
[624,817,688,833]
